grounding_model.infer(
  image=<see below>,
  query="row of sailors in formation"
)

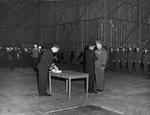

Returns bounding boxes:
[0,45,43,69]
[0,45,150,75]
[108,47,150,75]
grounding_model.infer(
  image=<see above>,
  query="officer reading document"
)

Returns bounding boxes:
[37,44,60,96]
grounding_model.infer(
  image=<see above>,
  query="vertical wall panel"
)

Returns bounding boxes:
[35,0,150,55]
[4,0,147,60]
[0,0,149,50]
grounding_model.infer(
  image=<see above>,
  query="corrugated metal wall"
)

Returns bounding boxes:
[37,0,150,59]
[0,0,150,58]
[0,1,37,46]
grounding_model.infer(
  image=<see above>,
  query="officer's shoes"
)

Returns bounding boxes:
[39,93,51,96]
[89,91,98,94]
[46,93,51,96]
[96,89,103,92]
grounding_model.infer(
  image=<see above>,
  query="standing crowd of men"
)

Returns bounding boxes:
[83,42,150,94]
[0,42,150,96]
[108,47,150,75]
[0,45,43,69]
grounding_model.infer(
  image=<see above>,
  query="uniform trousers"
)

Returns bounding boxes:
[143,62,149,74]
[95,68,105,90]
[33,57,39,70]
[128,61,133,73]
[38,69,49,96]
[116,61,121,72]
[122,62,127,72]
[109,61,115,71]
[88,72,96,93]
[135,62,141,74]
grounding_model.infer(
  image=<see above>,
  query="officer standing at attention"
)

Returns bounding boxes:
[115,48,121,72]
[121,47,128,72]
[127,47,134,73]
[109,47,116,71]
[84,41,97,93]
[134,47,142,74]
[143,48,150,75]
[95,40,107,91]
[37,44,60,96]
[32,44,39,71]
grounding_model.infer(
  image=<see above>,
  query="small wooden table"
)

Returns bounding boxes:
[49,70,89,100]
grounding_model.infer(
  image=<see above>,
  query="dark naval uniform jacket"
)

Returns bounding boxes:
[84,48,97,93]
[37,49,53,95]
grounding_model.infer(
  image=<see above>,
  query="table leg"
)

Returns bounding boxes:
[86,76,89,98]
[68,78,71,100]
[66,79,68,93]
[49,74,52,94]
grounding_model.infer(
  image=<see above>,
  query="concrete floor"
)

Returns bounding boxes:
[0,63,150,115]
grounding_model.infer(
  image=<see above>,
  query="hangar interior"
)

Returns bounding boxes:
[0,0,150,115]
[0,0,150,59]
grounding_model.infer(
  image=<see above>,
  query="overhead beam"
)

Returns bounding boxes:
[120,25,138,46]
[78,0,92,20]
[107,0,124,17]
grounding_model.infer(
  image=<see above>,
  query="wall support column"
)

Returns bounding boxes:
[103,0,109,46]
[137,0,142,47]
